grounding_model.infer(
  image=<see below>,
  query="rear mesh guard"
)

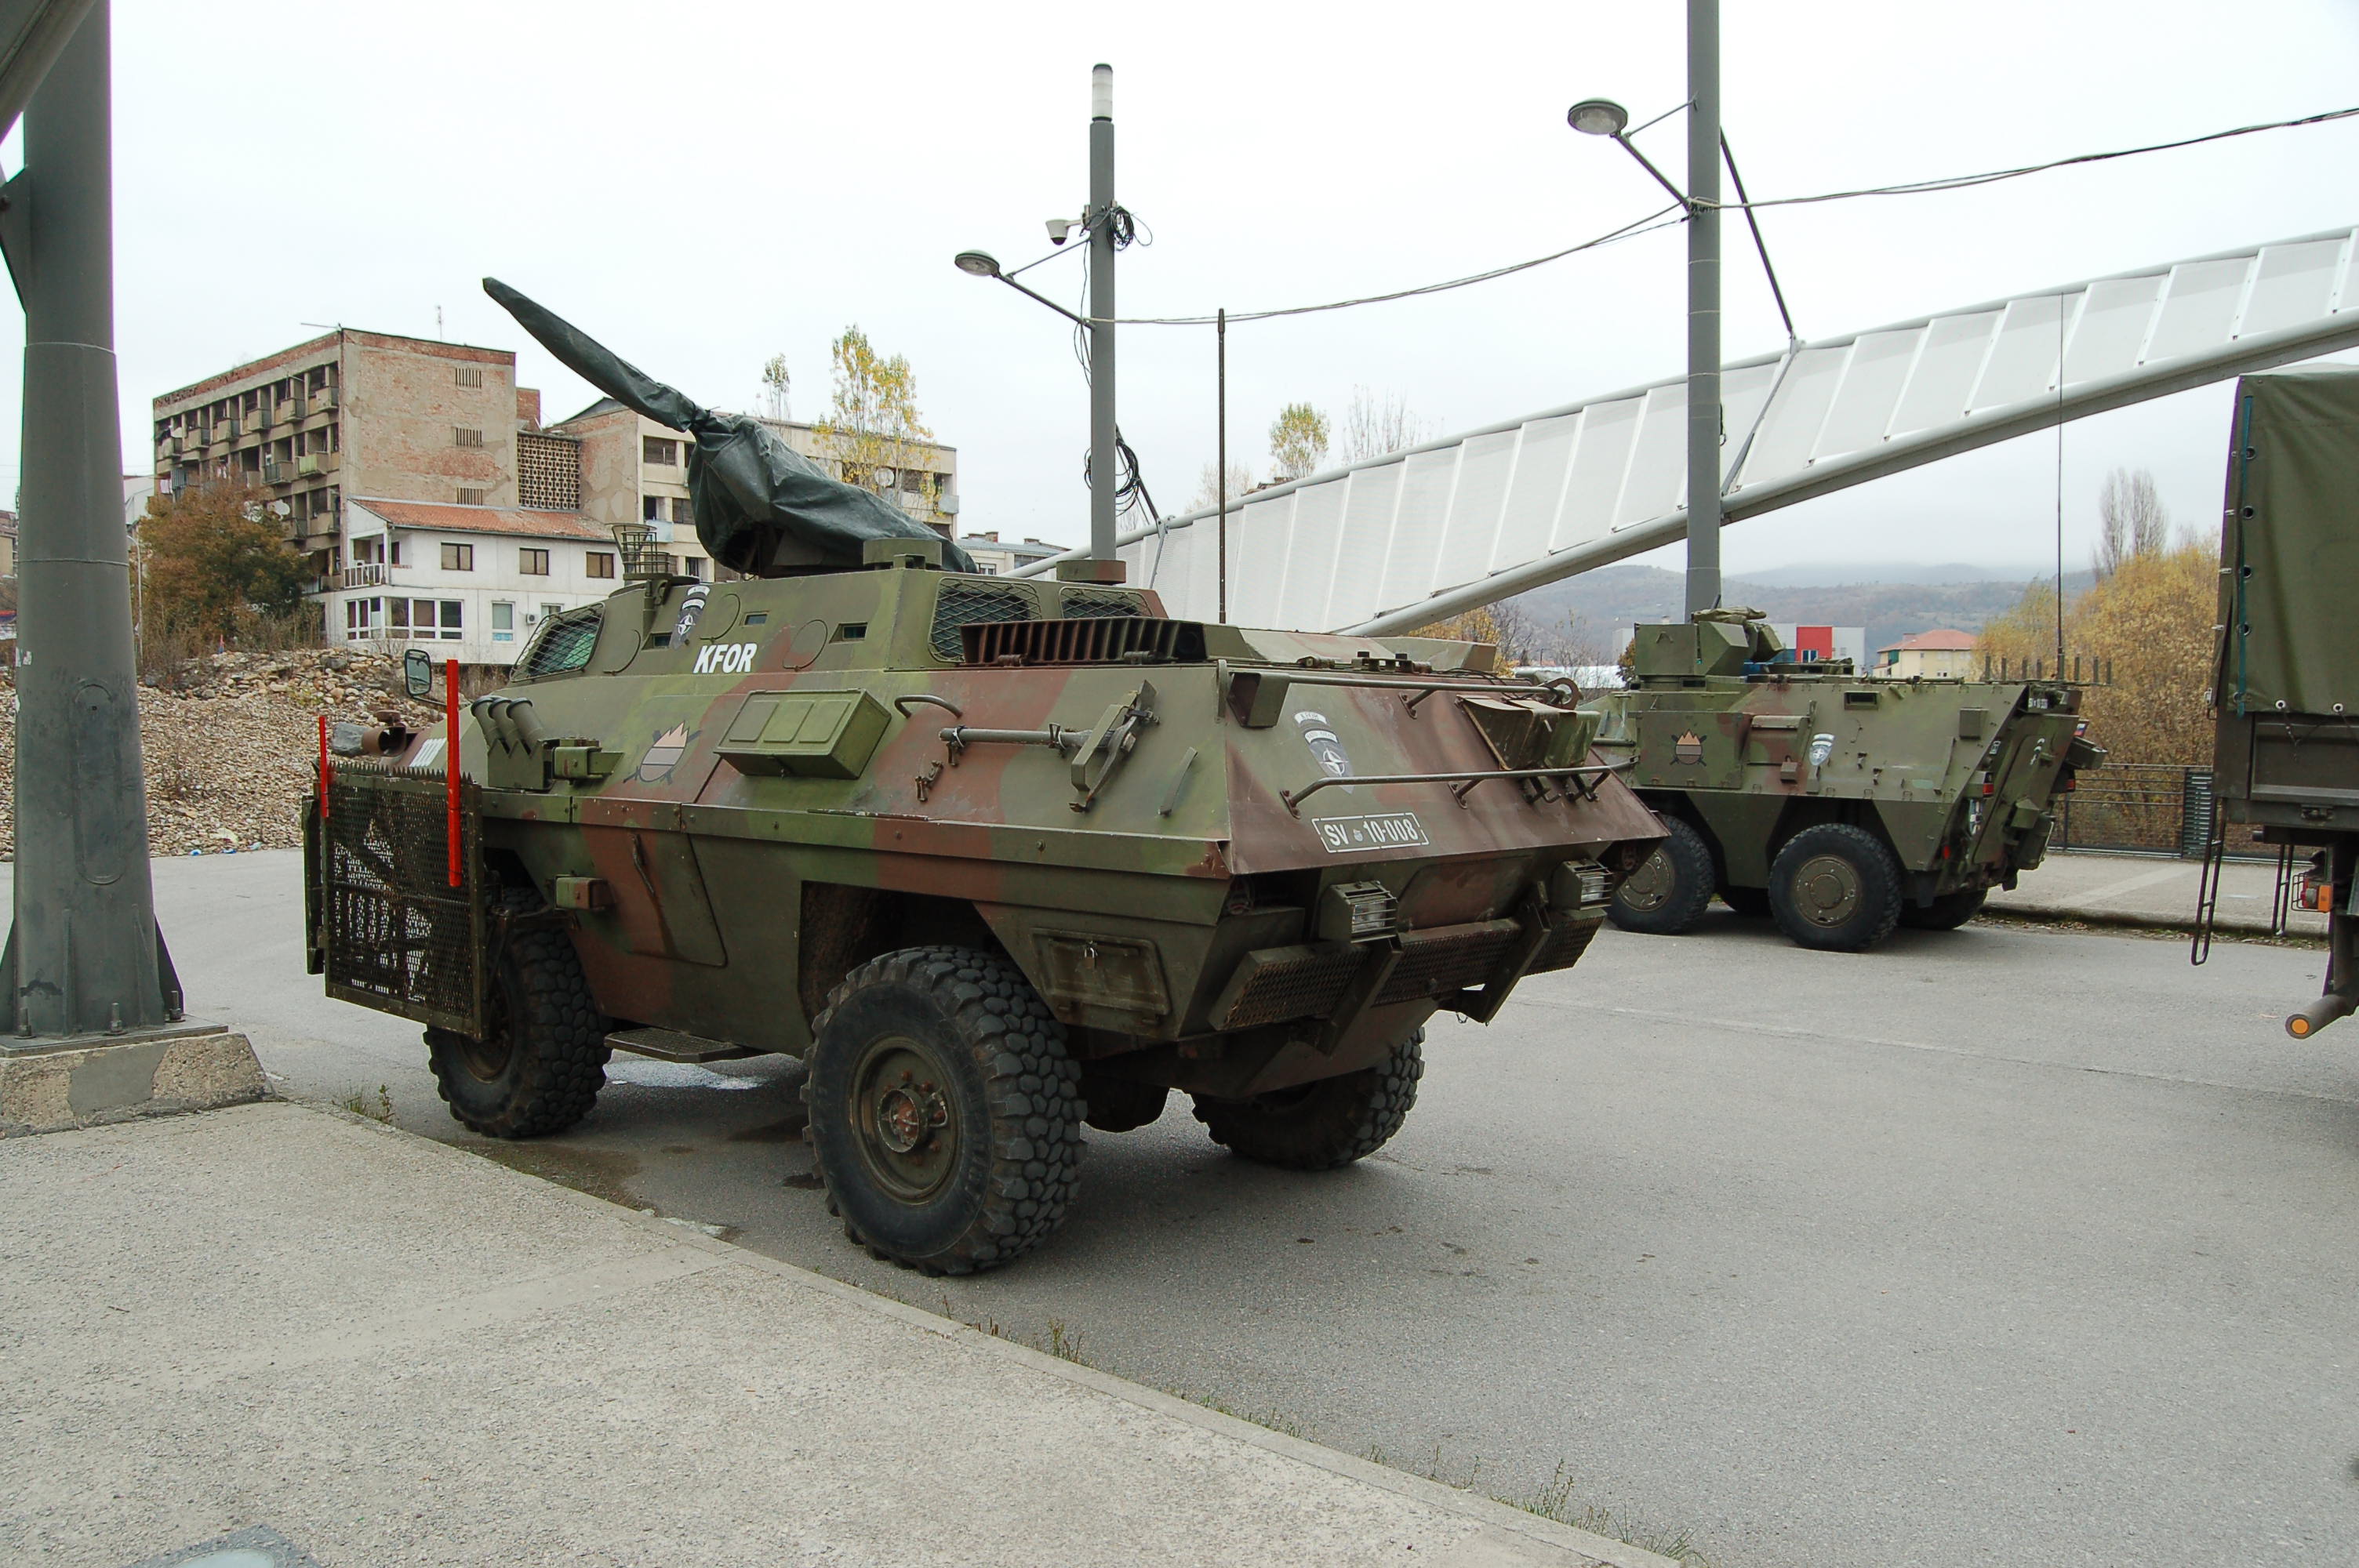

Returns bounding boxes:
[320,771,484,1035]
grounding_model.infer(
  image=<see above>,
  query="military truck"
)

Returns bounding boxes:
[301,281,1663,1276]
[1590,611,2102,952]
[2197,368,2359,1037]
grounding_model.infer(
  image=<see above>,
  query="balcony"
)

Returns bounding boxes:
[315,385,338,410]
[337,563,391,590]
[261,457,285,484]
[296,451,338,477]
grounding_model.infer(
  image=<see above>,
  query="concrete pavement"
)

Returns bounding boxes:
[0,1098,1665,1568]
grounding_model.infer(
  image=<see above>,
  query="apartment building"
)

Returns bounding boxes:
[153,332,962,662]
[547,401,960,566]
[152,329,528,561]
[331,499,616,666]
[957,532,1063,575]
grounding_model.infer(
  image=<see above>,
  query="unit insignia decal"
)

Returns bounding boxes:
[673,584,712,641]
[1294,710,1355,779]
[1674,731,1705,765]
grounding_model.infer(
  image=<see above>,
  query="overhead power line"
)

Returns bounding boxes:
[1089,102,2359,328]
[1730,102,2359,210]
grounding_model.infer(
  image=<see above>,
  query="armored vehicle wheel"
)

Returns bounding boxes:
[426,891,610,1139]
[1899,886,1987,931]
[804,946,1082,1276]
[1720,886,1772,918]
[1607,817,1714,935]
[1768,824,1904,953]
[1191,1027,1424,1171]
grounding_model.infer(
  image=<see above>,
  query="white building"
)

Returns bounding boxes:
[957,532,1065,575]
[327,498,618,666]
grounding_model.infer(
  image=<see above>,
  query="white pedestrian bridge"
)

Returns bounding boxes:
[1014,227,2359,633]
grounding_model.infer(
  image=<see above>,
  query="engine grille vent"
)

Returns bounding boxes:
[961,615,1205,666]
[1060,590,1145,619]
[930,583,1037,661]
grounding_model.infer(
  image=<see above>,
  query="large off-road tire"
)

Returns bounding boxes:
[1768,824,1904,953]
[1191,1027,1424,1171]
[1607,816,1715,935]
[803,946,1082,1276]
[1720,885,1773,918]
[1899,886,1988,931]
[426,891,609,1139]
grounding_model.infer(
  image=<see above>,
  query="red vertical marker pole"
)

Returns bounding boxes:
[445,658,462,887]
[317,713,330,818]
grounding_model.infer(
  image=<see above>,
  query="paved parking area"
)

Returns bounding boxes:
[56,851,2359,1568]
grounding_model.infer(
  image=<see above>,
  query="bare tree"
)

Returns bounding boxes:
[1336,387,1434,465]
[1189,461,1256,514]
[2093,466,2169,580]
[760,353,792,422]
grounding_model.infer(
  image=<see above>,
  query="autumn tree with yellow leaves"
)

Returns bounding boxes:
[1977,524,2219,765]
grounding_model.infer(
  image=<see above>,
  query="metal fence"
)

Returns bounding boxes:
[2049,764,2223,858]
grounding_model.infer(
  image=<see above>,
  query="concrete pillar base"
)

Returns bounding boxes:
[0,1022,266,1137]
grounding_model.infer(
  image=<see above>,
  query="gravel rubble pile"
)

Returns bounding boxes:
[0,648,448,860]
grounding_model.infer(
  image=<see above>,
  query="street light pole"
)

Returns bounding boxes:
[1684,0,1722,618]
[1082,64,1123,580]
[1683,0,1723,618]
[0,0,177,1036]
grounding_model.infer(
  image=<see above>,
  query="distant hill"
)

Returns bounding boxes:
[1507,563,2095,661]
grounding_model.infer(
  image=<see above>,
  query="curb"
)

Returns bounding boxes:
[1981,901,2324,939]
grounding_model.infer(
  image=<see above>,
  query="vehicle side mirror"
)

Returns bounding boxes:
[402,648,434,699]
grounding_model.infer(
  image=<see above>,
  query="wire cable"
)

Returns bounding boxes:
[1731,103,2359,210]
[1107,204,1687,326]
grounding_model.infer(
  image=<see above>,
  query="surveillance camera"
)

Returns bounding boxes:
[1046,217,1075,245]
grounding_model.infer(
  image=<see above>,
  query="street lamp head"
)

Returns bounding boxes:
[1566,98,1629,137]
[953,250,1002,278]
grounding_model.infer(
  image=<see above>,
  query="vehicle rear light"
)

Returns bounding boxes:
[1980,781,1994,796]
[2060,775,2077,792]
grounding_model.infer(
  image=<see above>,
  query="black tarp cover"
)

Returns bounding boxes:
[484,279,972,576]
[2220,368,2359,716]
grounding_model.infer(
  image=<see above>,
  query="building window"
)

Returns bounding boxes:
[520,547,551,576]
[454,427,484,448]
[388,539,404,566]
[454,365,484,388]
[456,487,486,506]
[642,495,665,521]
[440,542,474,571]
[643,436,679,466]
[492,601,515,643]
[681,555,705,581]
[389,598,463,640]
[344,597,383,640]
[586,551,616,579]
[671,495,692,524]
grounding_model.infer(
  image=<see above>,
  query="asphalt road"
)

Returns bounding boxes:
[48,850,2357,1568]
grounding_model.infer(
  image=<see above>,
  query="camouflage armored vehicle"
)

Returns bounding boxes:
[1590,611,2102,952]
[2197,368,2358,1037]
[302,282,1663,1275]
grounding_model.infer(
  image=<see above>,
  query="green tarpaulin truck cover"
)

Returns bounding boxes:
[2219,367,2359,718]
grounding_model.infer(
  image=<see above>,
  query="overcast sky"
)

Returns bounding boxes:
[16,0,2359,583]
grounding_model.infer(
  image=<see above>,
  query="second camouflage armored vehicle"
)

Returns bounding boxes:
[302,281,1663,1276]
[1592,611,2102,952]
